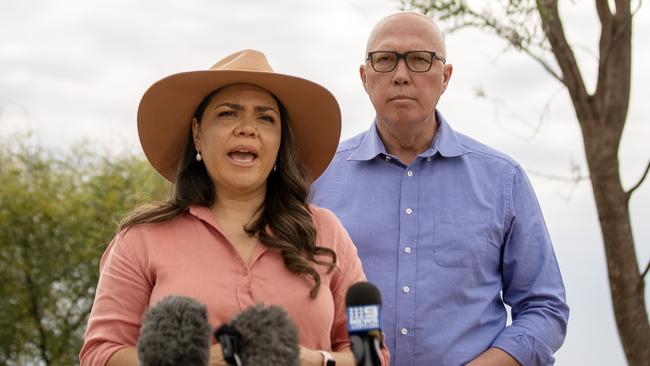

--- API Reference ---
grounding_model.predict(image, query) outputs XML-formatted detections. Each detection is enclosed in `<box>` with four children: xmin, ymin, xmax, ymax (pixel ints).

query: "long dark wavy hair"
<box><xmin>119</xmin><ymin>87</ymin><xmax>336</xmax><ymax>298</ymax></box>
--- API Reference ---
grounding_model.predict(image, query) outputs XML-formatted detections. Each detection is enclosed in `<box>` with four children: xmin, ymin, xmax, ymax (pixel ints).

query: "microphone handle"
<box><xmin>350</xmin><ymin>335</ymin><xmax>382</xmax><ymax>366</ymax></box>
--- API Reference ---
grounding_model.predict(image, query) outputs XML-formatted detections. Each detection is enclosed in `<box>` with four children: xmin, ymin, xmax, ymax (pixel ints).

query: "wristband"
<box><xmin>319</xmin><ymin>350</ymin><xmax>336</xmax><ymax>366</ymax></box>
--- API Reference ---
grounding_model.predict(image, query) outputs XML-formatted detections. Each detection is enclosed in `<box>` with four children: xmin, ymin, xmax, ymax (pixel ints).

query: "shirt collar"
<box><xmin>188</xmin><ymin>205</ymin><xmax>223</xmax><ymax>232</ymax></box>
<box><xmin>348</xmin><ymin>121</ymin><xmax>387</xmax><ymax>161</ymax></box>
<box><xmin>348</xmin><ymin>110</ymin><xmax>468</xmax><ymax>161</ymax></box>
<box><xmin>429</xmin><ymin>111</ymin><xmax>469</xmax><ymax>158</ymax></box>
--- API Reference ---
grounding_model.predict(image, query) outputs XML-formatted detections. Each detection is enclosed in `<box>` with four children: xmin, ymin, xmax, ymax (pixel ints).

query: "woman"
<box><xmin>79</xmin><ymin>50</ymin><xmax>388</xmax><ymax>366</ymax></box>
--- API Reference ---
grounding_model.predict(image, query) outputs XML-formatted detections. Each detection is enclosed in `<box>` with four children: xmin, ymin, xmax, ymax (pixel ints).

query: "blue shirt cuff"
<box><xmin>492</xmin><ymin>333</ymin><xmax>555</xmax><ymax>366</ymax></box>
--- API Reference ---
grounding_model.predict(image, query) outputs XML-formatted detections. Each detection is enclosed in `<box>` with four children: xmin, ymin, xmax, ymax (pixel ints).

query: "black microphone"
<box><xmin>137</xmin><ymin>295</ymin><xmax>212</xmax><ymax>366</ymax></box>
<box><xmin>346</xmin><ymin>282</ymin><xmax>383</xmax><ymax>366</ymax></box>
<box><xmin>215</xmin><ymin>304</ymin><xmax>300</xmax><ymax>366</ymax></box>
<box><xmin>215</xmin><ymin>324</ymin><xmax>243</xmax><ymax>366</ymax></box>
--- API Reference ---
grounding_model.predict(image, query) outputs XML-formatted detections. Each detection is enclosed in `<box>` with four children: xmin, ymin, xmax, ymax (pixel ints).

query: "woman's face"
<box><xmin>192</xmin><ymin>83</ymin><xmax>282</xmax><ymax>198</ymax></box>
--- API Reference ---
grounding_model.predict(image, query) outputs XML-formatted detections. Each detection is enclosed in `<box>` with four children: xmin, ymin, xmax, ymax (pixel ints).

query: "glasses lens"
<box><xmin>406</xmin><ymin>52</ymin><xmax>433</xmax><ymax>72</ymax></box>
<box><xmin>371</xmin><ymin>52</ymin><xmax>397</xmax><ymax>72</ymax></box>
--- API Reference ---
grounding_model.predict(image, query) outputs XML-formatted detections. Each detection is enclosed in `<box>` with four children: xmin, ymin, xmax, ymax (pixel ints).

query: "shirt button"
<box><xmin>406</xmin><ymin>170</ymin><xmax>413</xmax><ymax>177</ymax></box>
<box><xmin>404</xmin><ymin>246</ymin><xmax>412</xmax><ymax>254</ymax></box>
<box><xmin>401</xmin><ymin>328</ymin><xmax>408</xmax><ymax>335</ymax></box>
<box><xmin>403</xmin><ymin>286</ymin><xmax>410</xmax><ymax>293</ymax></box>
<box><xmin>385</xmin><ymin>155</ymin><xmax>392</xmax><ymax>161</ymax></box>
<box><xmin>405</xmin><ymin>208</ymin><xmax>413</xmax><ymax>215</ymax></box>
<box><xmin>427</xmin><ymin>157</ymin><xmax>432</xmax><ymax>162</ymax></box>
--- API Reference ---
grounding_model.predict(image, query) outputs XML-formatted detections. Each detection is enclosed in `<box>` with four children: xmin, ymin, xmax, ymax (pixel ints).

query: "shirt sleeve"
<box><xmin>318</xmin><ymin>207</ymin><xmax>391</xmax><ymax>366</ymax></box>
<box><xmin>79</xmin><ymin>228</ymin><xmax>153</xmax><ymax>366</ymax></box>
<box><xmin>491</xmin><ymin>166</ymin><xmax>570</xmax><ymax>366</ymax></box>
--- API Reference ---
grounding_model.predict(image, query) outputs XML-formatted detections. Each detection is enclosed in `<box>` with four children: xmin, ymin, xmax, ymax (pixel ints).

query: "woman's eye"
<box><xmin>218</xmin><ymin>110</ymin><xmax>236</xmax><ymax>117</ymax></box>
<box><xmin>259</xmin><ymin>115</ymin><xmax>275</xmax><ymax>122</ymax></box>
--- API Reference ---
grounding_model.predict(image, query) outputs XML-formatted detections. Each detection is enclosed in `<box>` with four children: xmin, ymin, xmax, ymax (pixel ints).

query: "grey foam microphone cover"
<box><xmin>137</xmin><ymin>296</ymin><xmax>212</xmax><ymax>366</ymax></box>
<box><xmin>229</xmin><ymin>304</ymin><xmax>300</xmax><ymax>366</ymax></box>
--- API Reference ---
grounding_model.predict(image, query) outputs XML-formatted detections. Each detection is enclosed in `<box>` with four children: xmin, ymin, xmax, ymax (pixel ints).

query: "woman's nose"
<box><xmin>234</xmin><ymin>117</ymin><xmax>257</xmax><ymax>136</ymax></box>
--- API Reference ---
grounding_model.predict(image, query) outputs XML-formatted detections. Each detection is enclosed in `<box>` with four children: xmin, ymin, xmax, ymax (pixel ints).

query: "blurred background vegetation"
<box><xmin>0</xmin><ymin>134</ymin><xmax>169</xmax><ymax>365</ymax></box>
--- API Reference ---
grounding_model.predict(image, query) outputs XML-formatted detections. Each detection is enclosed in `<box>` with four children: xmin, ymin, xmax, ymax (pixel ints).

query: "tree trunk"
<box><xmin>581</xmin><ymin>122</ymin><xmax>650</xmax><ymax>366</ymax></box>
<box><xmin>539</xmin><ymin>0</ymin><xmax>650</xmax><ymax>363</ymax></box>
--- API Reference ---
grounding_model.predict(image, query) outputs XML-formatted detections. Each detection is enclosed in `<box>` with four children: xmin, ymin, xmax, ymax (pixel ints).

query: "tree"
<box><xmin>400</xmin><ymin>0</ymin><xmax>649</xmax><ymax>364</ymax></box>
<box><xmin>0</xmin><ymin>136</ymin><xmax>169</xmax><ymax>365</ymax></box>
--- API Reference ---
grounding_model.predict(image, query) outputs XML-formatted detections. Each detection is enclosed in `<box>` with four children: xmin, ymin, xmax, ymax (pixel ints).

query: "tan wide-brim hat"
<box><xmin>137</xmin><ymin>49</ymin><xmax>341</xmax><ymax>182</ymax></box>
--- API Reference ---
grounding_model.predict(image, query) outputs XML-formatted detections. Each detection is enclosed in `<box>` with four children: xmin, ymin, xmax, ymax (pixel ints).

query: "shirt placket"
<box><xmin>396</xmin><ymin>160</ymin><xmax>419</xmax><ymax>366</ymax></box>
<box><xmin>235</xmin><ymin>245</ymin><xmax>267</xmax><ymax>311</ymax></box>
<box><xmin>236</xmin><ymin>266</ymin><xmax>255</xmax><ymax>310</ymax></box>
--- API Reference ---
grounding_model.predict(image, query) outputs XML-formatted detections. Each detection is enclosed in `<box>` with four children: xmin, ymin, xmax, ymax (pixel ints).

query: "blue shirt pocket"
<box><xmin>433</xmin><ymin>212</ymin><xmax>491</xmax><ymax>268</ymax></box>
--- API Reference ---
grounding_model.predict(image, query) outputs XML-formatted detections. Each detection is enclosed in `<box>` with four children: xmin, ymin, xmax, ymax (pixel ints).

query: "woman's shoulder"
<box><xmin>111</xmin><ymin>208</ymin><xmax>198</xmax><ymax>254</ymax></box>
<box><xmin>309</xmin><ymin>204</ymin><xmax>354</xmax><ymax>251</ymax></box>
<box><xmin>102</xmin><ymin>209</ymin><xmax>197</xmax><ymax>267</ymax></box>
<box><xmin>308</xmin><ymin>204</ymin><xmax>343</xmax><ymax>230</ymax></box>
<box><xmin>119</xmin><ymin>209</ymin><xmax>193</xmax><ymax>237</ymax></box>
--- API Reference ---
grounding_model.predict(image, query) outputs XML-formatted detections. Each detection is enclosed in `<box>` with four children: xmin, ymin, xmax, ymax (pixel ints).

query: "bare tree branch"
<box><xmin>626</xmin><ymin>159</ymin><xmax>650</xmax><ymax>200</ymax></box>
<box><xmin>595</xmin><ymin>0</ymin><xmax>612</xmax><ymax>25</ymax></box>
<box><xmin>633</xmin><ymin>0</ymin><xmax>644</xmax><ymax>17</ymax></box>
<box><xmin>519</xmin><ymin>46</ymin><xmax>563</xmax><ymax>83</ymax></box>
<box><xmin>525</xmin><ymin>168</ymin><xmax>589</xmax><ymax>183</ymax></box>
<box><xmin>537</xmin><ymin>0</ymin><xmax>591</xmax><ymax>115</ymax></box>
<box><xmin>462</xmin><ymin>5</ymin><xmax>564</xmax><ymax>82</ymax></box>
<box><xmin>616</xmin><ymin>0</ymin><xmax>633</xmax><ymax>15</ymax></box>
<box><xmin>433</xmin><ymin>3</ymin><xmax>564</xmax><ymax>83</ymax></box>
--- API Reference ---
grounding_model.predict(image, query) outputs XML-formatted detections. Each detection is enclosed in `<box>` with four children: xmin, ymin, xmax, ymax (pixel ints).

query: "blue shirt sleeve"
<box><xmin>491</xmin><ymin>166</ymin><xmax>570</xmax><ymax>366</ymax></box>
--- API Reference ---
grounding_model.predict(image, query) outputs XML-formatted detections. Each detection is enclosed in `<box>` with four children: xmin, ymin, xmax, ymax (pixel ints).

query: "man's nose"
<box><xmin>392</xmin><ymin>58</ymin><xmax>412</xmax><ymax>85</ymax></box>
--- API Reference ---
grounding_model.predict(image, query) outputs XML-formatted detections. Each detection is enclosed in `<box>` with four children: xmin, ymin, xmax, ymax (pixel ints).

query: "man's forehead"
<box><xmin>366</xmin><ymin>13</ymin><xmax>443</xmax><ymax>52</ymax></box>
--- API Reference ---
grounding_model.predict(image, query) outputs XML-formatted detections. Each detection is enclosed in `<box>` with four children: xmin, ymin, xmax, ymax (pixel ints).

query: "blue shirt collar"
<box><xmin>349</xmin><ymin>110</ymin><xmax>469</xmax><ymax>161</ymax></box>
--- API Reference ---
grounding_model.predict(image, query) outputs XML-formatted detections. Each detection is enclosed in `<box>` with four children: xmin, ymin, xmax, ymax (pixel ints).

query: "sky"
<box><xmin>1</xmin><ymin>0</ymin><xmax>649</xmax><ymax>365</ymax></box>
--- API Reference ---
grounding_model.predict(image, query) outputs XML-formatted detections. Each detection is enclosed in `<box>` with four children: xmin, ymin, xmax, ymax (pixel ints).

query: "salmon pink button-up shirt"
<box><xmin>80</xmin><ymin>205</ymin><xmax>387</xmax><ymax>365</ymax></box>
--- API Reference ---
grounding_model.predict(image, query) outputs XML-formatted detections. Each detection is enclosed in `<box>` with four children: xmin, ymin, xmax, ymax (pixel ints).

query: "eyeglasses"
<box><xmin>366</xmin><ymin>51</ymin><xmax>446</xmax><ymax>73</ymax></box>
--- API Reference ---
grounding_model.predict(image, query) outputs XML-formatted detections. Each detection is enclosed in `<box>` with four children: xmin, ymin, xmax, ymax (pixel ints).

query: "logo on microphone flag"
<box><xmin>347</xmin><ymin>305</ymin><xmax>381</xmax><ymax>333</ymax></box>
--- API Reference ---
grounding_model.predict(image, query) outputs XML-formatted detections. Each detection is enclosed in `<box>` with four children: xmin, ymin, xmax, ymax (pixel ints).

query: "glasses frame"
<box><xmin>366</xmin><ymin>50</ymin><xmax>447</xmax><ymax>73</ymax></box>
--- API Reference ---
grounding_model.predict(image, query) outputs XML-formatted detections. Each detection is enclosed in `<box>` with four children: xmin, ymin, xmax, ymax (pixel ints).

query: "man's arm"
<box><xmin>489</xmin><ymin>166</ymin><xmax>570</xmax><ymax>366</ymax></box>
<box><xmin>466</xmin><ymin>347</ymin><xmax>521</xmax><ymax>366</ymax></box>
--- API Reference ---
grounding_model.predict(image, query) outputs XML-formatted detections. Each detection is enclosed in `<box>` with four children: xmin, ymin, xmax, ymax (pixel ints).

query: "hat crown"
<box><xmin>209</xmin><ymin>49</ymin><xmax>274</xmax><ymax>73</ymax></box>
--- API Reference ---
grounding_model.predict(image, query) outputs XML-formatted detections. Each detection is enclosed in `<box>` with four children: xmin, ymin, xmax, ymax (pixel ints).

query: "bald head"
<box><xmin>365</xmin><ymin>12</ymin><xmax>446</xmax><ymax>58</ymax></box>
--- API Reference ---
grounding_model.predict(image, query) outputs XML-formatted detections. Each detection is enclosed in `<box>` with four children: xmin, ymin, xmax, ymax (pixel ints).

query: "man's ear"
<box><xmin>191</xmin><ymin>118</ymin><xmax>201</xmax><ymax>151</ymax></box>
<box><xmin>441</xmin><ymin>63</ymin><xmax>453</xmax><ymax>94</ymax></box>
<box><xmin>360</xmin><ymin>64</ymin><xmax>368</xmax><ymax>93</ymax></box>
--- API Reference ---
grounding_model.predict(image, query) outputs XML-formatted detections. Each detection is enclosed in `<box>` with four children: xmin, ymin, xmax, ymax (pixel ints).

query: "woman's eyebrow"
<box><xmin>255</xmin><ymin>105</ymin><xmax>279</xmax><ymax>114</ymax></box>
<box><xmin>212</xmin><ymin>102</ymin><xmax>242</xmax><ymax>110</ymax></box>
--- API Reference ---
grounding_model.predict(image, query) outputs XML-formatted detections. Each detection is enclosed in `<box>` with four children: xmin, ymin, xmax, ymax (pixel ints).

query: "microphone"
<box><xmin>215</xmin><ymin>304</ymin><xmax>300</xmax><ymax>366</ymax></box>
<box><xmin>346</xmin><ymin>282</ymin><xmax>383</xmax><ymax>366</ymax></box>
<box><xmin>137</xmin><ymin>295</ymin><xmax>212</xmax><ymax>366</ymax></box>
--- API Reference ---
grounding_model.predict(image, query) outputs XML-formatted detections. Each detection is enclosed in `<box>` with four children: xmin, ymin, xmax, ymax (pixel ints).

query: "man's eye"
<box><xmin>376</xmin><ymin>56</ymin><xmax>393</xmax><ymax>63</ymax></box>
<box><xmin>410</xmin><ymin>54</ymin><xmax>430</xmax><ymax>63</ymax></box>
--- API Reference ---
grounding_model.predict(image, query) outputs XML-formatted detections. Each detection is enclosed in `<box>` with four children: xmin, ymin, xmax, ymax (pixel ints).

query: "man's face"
<box><xmin>360</xmin><ymin>15</ymin><xmax>452</xmax><ymax>131</ymax></box>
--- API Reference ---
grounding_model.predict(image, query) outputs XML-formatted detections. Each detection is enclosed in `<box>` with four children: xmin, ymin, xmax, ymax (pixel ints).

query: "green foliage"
<box><xmin>0</xmin><ymin>136</ymin><xmax>169</xmax><ymax>365</ymax></box>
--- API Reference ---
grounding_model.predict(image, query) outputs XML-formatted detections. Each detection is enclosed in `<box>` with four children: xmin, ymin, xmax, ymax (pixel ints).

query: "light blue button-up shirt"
<box><xmin>311</xmin><ymin>112</ymin><xmax>569</xmax><ymax>366</ymax></box>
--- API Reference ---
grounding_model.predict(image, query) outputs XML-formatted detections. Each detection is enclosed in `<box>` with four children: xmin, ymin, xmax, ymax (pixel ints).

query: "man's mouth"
<box><xmin>389</xmin><ymin>95</ymin><xmax>415</xmax><ymax>101</ymax></box>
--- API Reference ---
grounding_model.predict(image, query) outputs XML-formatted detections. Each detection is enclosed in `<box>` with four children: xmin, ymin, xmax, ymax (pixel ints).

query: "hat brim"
<box><xmin>137</xmin><ymin>69</ymin><xmax>341</xmax><ymax>182</ymax></box>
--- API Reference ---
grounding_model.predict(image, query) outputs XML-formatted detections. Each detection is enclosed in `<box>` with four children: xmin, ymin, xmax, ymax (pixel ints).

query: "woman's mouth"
<box><xmin>227</xmin><ymin>146</ymin><xmax>258</xmax><ymax>166</ymax></box>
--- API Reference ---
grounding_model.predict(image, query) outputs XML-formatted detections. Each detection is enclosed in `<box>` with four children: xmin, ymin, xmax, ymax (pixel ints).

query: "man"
<box><xmin>312</xmin><ymin>12</ymin><xmax>569</xmax><ymax>366</ymax></box>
